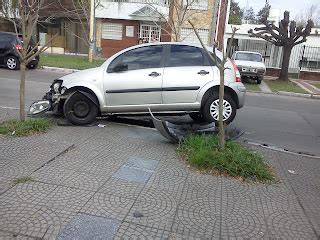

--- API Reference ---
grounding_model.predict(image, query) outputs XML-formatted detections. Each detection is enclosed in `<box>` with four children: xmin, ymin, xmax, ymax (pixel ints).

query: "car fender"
<box><xmin>62</xmin><ymin>82</ymin><xmax>106</xmax><ymax>109</ymax></box>
<box><xmin>196</xmin><ymin>81</ymin><xmax>220</xmax><ymax>104</ymax></box>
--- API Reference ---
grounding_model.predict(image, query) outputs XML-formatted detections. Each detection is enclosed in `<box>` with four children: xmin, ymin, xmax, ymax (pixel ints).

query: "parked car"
<box><xmin>29</xmin><ymin>42</ymin><xmax>246</xmax><ymax>126</ymax></box>
<box><xmin>0</xmin><ymin>31</ymin><xmax>39</xmax><ymax>70</ymax></box>
<box><xmin>231</xmin><ymin>51</ymin><xmax>266</xmax><ymax>84</ymax></box>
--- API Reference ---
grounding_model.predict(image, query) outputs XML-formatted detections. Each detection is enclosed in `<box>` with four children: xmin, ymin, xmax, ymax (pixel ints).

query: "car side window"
<box><xmin>108</xmin><ymin>45</ymin><xmax>163</xmax><ymax>72</ymax></box>
<box><xmin>0</xmin><ymin>35</ymin><xmax>13</xmax><ymax>46</ymax></box>
<box><xmin>167</xmin><ymin>45</ymin><xmax>204</xmax><ymax>67</ymax></box>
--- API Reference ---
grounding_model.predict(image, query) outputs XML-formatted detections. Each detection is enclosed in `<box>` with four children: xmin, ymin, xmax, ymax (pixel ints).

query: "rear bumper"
<box><xmin>229</xmin><ymin>82</ymin><xmax>246</xmax><ymax>109</ymax></box>
<box><xmin>239</xmin><ymin>71</ymin><xmax>264</xmax><ymax>78</ymax></box>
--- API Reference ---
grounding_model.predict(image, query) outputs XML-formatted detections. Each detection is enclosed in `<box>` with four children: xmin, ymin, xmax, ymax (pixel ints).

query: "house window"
<box><xmin>102</xmin><ymin>23</ymin><xmax>123</xmax><ymax>40</ymax></box>
<box><xmin>139</xmin><ymin>24</ymin><xmax>161</xmax><ymax>43</ymax></box>
<box><xmin>181</xmin><ymin>28</ymin><xmax>209</xmax><ymax>45</ymax></box>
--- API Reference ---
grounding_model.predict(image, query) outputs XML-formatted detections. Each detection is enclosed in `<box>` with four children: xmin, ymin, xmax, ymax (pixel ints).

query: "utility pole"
<box><xmin>88</xmin><ymin>0</ymin><xmax>94</xmax><ymax>62</ymax></box>
<box><xmin>209</xmin><ymin>0</ymin><xmax>220</xmax><ymax>47</ymax></box>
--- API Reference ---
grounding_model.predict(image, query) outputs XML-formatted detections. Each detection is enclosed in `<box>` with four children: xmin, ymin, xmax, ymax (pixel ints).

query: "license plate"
<box><xmin>242</xmin><ymin>68</ymin><xmax>256</xmax><ymax>73</ymax></box>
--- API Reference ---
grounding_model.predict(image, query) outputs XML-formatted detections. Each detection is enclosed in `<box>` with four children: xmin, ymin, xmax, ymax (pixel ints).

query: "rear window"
<box><xmin>0</xmin><ymin>34</ymin><xmax>14</xmax><ymax>42</ymax></box>
<box><xmin>168</xmin><ymin>45</ymin><xmax>204</xmax><ymax>67</ymax></box>
<box><xmin>235</xmin><ymin>52</ymin><xmax>262</xmax><ymax>62</ymax></box>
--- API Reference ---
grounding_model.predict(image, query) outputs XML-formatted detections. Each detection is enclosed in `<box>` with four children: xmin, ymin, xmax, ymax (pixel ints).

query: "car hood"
<box><xmin>234</xmin><ymin>60</ymin><xmax>266</xmax><ymax>69</ymax></box>
<box><xmin>60</xmin><ymin>67</ymin><xmax>102</xmax><ymax>85</ymax></box>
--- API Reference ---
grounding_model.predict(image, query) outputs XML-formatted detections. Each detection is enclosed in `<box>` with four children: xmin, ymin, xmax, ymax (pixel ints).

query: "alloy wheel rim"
<box><xmin>7</xmin><ymin>58</ymin><xmax>17</xmax><ymax>69</ymax></box>
<box><xmin>210</xmin><ymin>99</ymin><xmax>232</xmax><ymax>121</ymax></box>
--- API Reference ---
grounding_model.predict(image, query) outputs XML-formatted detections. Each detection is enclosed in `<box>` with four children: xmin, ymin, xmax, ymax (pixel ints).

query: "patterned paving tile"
<box><xmin>56</xmin><ymin>214</ymin><xmax>120</xmax><ymax>240</ymax></box>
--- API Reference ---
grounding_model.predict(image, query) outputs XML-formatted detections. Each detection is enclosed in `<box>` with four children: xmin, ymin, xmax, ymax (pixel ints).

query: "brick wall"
<box><xmin>266</xmin><ymin>68</ymin><xmax>281</xmax><ymax>77</ymax></box>
<box><xmin>0</xmin><ymin>19</ymin><xmax>14</xmax><ymax>32</ymax></box>
<box><xmin>100</xmin><ymin>19</ymin><xmax>139</xmax><ymax>58</ymax></box>
<box><xmin>299</xmin><ymin>71</ymin><xmax>320</xmax><ymax>81</ymax></box>
<box><xmin>99</xmin><ymin>19</ymin><xmax>172</xmax><ymax>58</ymax></box>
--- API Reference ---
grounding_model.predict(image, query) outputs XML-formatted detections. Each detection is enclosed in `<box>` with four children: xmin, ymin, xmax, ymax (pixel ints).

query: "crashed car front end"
<box><xmin>28</xmin><ymin>79</ymin><xmax>67</xmax><ymax>115</ymax></box>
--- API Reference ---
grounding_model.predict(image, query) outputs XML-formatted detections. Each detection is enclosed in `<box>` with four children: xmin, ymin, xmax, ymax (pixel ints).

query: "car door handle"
<box><xmin>149</xmin><ymin>72</ymin><xmax>161</xmax><ymax>77</ymax></box>
<box><xmin>197</xmin><ymin>70</ymin><xmax>210</xmax><ymax>75</ymax></box>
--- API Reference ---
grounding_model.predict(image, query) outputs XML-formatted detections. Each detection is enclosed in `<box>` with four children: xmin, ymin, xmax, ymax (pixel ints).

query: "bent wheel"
<box><xmin>63</xmin><ymin>92</ymin><xmax>99</xmax><ymax>125</ymax></box>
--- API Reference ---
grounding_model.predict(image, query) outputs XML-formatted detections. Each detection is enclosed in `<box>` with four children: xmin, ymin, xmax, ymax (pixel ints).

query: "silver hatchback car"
<box><xmin>29</xmin><ymin>42</ymin><xmax>246</xmax><ymax>125</ymax></box>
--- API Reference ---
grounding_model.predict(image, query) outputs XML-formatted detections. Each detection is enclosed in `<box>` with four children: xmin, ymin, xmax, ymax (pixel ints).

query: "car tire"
<box><xmin>5</xmin><ymin>56</ymin><xmax>19</xmax><ymax>70</ymax></box>
<box><xmin>63</xmin><ymin>92</ymin><xmax>99</xmax><ymax>126</ymax></box>
<box><xmin>257</xmin><ymin>77</ymin><xmax>263</xmax><ymax>84</ymax></box>
<box><xmin>189</xmin><ymin>112</ymin><xmax>206</xmax><ymax>123</ymax></box>
<box><xmin>203</xmin><ymin>93</ymin><xmax>237</xmax><ymax>125</ymax></box>
<box><xmin>27</xmin><ymin>63</ymin><xmax>38</xmax><ymax>69</ymax></box>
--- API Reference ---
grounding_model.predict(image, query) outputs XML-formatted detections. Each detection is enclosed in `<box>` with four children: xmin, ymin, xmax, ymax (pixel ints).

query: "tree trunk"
<box><xmin>218</xmin><ymin>68</ymin><xmax>225</xmax><ymax>150</ymax></box>
<box><xmin>279</xmin><ymin>44</ymin><xmax>293</xmax><ymax>81</ymax></box>
<box><xmin>88</xmin><ymin>47</ymin><xmax>93</xmax><ymax>63</ymax></box>
<box><xmin>20</xmin><ymin>62</ymin><xmax>26</xmax><ymax>121</ymax></box>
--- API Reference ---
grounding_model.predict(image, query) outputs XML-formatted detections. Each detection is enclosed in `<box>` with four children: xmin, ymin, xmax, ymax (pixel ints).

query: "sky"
<box><xmin>236</xmin><ymin>0</ymin><xmax>319</xmax><ymax>18</ymax></box>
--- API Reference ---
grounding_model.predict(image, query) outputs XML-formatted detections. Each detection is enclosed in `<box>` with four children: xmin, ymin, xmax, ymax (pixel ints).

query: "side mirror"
<box><xmin>113</xmin><ymin>63</ymin><xmax>128</xmax><ymax>72</ymax></box>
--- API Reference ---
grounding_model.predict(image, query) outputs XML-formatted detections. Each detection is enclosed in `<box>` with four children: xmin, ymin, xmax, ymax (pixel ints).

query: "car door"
<box><xmin>104</xmin><ymin>45</ymin><xmax>164</xmax><ymax>109</ymax></box>
<box><xmin>162</xmin><ymin>44</ymin><xmax>215</xmax><ymax>104</ymax></box>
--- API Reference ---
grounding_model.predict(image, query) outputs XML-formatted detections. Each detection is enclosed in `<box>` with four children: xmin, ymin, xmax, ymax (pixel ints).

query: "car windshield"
<box><xmin>235</xmin><ymin>52</ymin><xmax>262</xmax><ymax>62</ymax></box>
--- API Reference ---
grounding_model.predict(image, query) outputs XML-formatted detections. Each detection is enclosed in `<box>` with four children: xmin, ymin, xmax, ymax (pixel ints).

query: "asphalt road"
<box><xmin>1</xmin><ymin>68</ymin><xmax>319</xmax><ymax>156</ymax></box>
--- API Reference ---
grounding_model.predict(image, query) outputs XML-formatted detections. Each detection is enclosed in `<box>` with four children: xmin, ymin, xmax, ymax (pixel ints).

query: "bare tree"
<box><xmin>0</xmin><ymin>0</ymin><xmax>58</xmax><ymax>121</ymax></box>
<box><xmin>189</xmin><ymin>20</ymin><xmax>238</xmax><ymax>150</ymax></box>
<box><xmin>295</xmin><ymin>4</ymin><xmax>320</xmax><ymax>27</ymax></box>
<box><xmin>149</xmin><ymin>0</ymin><xmax>209</xmax><ymax>42</ymax></box>
<box><xmin>249</xmin><ymin>11</ymin><xmax>314</xmax><ymax>81</ymax></box>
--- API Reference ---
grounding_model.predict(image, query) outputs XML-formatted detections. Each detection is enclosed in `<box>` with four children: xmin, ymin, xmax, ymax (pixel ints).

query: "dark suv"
<box><xmin>0</xmin><ymin>31</ymin><xmax>39</xmax><ymax>70</ymax></box>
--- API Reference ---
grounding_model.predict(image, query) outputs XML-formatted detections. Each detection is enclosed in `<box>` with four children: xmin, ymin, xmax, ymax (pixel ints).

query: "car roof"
<box><xmin>0</xmin><ymin>31</ymin><xmax>16</xmax><ymax>36</ymax></box>
<box><xmin>120</xmin><ymin>41</ymin><xmax>217</xmax><ymax>54</ymax></box>
<box><xmin>234</xmin><ymin>51</ymin><xmax>262</xmax><ymax>55</ymax></box>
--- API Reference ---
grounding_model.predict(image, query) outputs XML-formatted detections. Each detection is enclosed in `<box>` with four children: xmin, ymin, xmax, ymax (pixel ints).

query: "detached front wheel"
<box><xmin>63</xmin><ymin>92</ymin><xmax>99</xmax><ymax>125</ymax></box>
<box><xmin>203</xmin><ymin>93</ymin><xmax>236</xmax><ymax>125</ymax></box>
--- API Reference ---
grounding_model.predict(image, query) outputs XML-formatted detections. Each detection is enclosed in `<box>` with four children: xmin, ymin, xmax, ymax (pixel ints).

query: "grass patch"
<box><xmin>177</xmin><ymin>135</ymin><xmax>276</xmax><ymax>182</ymax></box>
<box><xmin>0</xmin><ymin>118</ymin><xmax>52</xmax><ymax>137</ymax></box>
<box><xmin>39</xmin><ymin>54</ymin><xmax>105</xmax><ymax>70</ymax></box>
<box><xmin>264</xmin><ymin>79</ymin><xmax>308</xmax><ymax>94</ymax></box>
<box><xmin>310</xmin><ymin>82</ymin><xmax>320</xmax><ymax>89</ymax></box>
<box><xmin>243</xmin><ymin>82</ymin><xmax>261</xmax><ymax>92</ymax></box>
<box><xmin>13</xmin><ymin>176</ymin><xmax>33</xmax><ymax>185</ymax></box>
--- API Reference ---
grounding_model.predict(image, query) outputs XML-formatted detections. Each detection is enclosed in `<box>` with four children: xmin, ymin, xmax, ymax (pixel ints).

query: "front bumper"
<box><xmin>28</xmin><ymin>79</ymin><xmax>66</xmax><ymax>115</ymax></box>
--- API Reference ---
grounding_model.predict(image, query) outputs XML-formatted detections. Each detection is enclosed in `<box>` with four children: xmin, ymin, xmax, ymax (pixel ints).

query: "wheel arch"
<box><xmin>63</xmin><ymin>84</ymin><xmax>105</xmax><ymax>110</ymax></box>
<box><xmin>200</xmin><ymin>85</ymin><xmax>239</xmax><ymax>109</ymax></box>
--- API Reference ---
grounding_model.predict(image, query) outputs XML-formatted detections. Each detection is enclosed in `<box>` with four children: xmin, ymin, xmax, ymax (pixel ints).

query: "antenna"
<box><xmin>244</xmin><ymin>0</ymin><xmax>249</xmax><ymax>20</ymax></box>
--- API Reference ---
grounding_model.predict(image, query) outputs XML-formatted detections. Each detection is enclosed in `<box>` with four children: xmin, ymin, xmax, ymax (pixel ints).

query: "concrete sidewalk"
<box><xmin>0</xmin><ymin>119</ymin><xmax>319</xmax><ymax>239</ymax></box>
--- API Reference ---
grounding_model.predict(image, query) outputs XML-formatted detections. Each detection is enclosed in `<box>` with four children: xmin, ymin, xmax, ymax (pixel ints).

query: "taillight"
<box><xmin>231</xmin><ymin>60</ymin><xmax>241</xmax><ymax>82</ymax></box>
<box><xmin>15</xmin><ymin>44</ymin><xmax>22</xmax><ymax>50</ymax></box>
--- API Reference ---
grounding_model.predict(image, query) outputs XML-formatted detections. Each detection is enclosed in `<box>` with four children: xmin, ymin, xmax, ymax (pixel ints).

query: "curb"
<box><xmin>246</xmin><ymin>90</ymin><xmax>320</xmax><ymax>99</ymax></box>
<box><xmin>41</xmin><ymin>66</ymin><xmax>80</xmax><ymax>73</ymax></box>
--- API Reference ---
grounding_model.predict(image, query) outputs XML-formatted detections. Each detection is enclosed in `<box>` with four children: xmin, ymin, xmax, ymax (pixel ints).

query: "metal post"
<box><xmin>88</xmin><ymin>0</ymin><xmax>94</xmax><ymax>62</ymax></box>
<box><xmin>209</xmin><ymin>0</ymin><xmax>220</xmax><ymax>47</ymax></box>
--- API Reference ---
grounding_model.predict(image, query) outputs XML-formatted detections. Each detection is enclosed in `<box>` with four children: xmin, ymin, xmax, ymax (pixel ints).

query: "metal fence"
<box><xmin>228</xmin><ymin>38</ymin><xmax>320</xmax><ymax>73</ymax></box>
<box><xmin>300</xmin><ymin>46</ymin><xmax>320</xmax><ymax>72</ymax></box>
